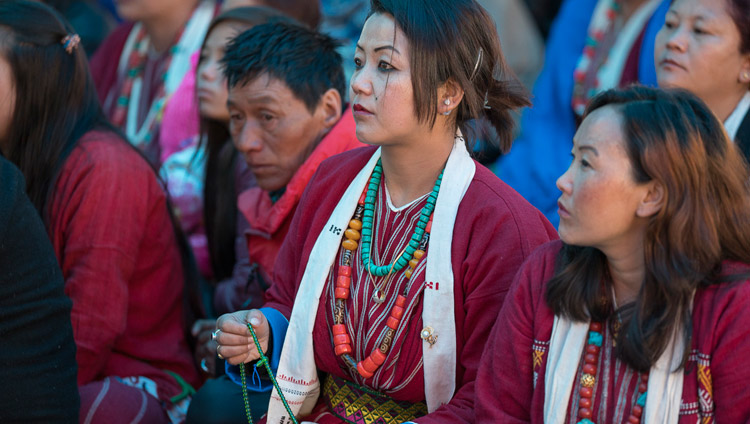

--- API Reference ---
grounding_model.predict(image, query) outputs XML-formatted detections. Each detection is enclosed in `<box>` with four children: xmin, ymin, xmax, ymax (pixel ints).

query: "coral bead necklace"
<box><xmin>332</xmin><ymin>159</ymin><xmax>441</xmax><ymax>378</ymax></box>
<box><xmin>576</xmin><ymin>321</ymin><xmax>648</xmax><ymax>424</ymax></box>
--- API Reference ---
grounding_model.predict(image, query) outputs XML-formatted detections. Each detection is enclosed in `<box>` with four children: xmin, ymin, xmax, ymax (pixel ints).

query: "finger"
<box><xmin>197</xmin><ymin>330</ymin><xmax>212</xmax><ymax>345</ymax></box>
<box><xmin>216</xmin><ymin>311</ymin><xmax>254</xmax><ymax>336</ymax></box>
<box><xmin>217</xmin><ymin>310</ymin><xmax>267</xmax><ymax>338</ymax></box>
<box><xmin>217</xmin><ymin>343</ymin><xmax>260</xmax><ymax>361</ymax></box>
<box><xmin>215</xmin><ymin>332</ymin><xmax>253</xmax><ymax>347</ymax></box>
<box><xmin>191</xmin><ymin>319</ymin><xmax>216</xmax><ymax>336</ymax></box>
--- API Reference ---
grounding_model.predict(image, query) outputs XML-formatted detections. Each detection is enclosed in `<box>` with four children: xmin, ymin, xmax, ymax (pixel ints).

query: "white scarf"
<box><xmin>724</xmin><ymin>91</ymin><xmax>750</xmax><ymax>141</ymax></box>
<box><xmin>266</xmin><ymin>137</ymin><xmax>476</xmax><ymax>423</ymax></box>
<box><xmin>117</xmin><ymin>0</ymin><xmax>214</xmax><ymax>147</ymax></box>
<box><xmin>544</xmin><ymin>314</ymin><xmax>688</xmax><ymax>424</ymax></box>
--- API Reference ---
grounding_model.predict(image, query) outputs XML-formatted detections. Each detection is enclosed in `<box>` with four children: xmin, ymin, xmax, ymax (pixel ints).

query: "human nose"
<box><xmin>199</xmin><ymin>59</ymin><xmax>218</xmax><ymax>82</ymax></box>
<box><xmin>664</xmin><ymin>25</ymin><xmax>688</xmax><ymax>53</ymax></box>
<box><xmin>556</xmin><ymin>164</ymin><xmax>573</xmax><ymax>195</ymax></box>
<box><xmin>350</xmin><ymin>66</ymin><xmax>373</xmax><ymax>98</ymax></box>
<box><xmin>232</xmin><ymin>120</ymin><xmax>263</xmax><ymax>154</ymax></box>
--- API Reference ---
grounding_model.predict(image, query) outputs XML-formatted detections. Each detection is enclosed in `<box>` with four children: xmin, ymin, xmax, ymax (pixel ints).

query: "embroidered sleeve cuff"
<box><xmin>225</xmin><ymin>307</ymin><xmax>289</xmax><ymax>392</ymax></box>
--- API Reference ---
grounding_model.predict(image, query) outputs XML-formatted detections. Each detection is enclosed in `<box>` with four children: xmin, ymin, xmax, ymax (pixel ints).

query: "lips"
<box><xmin>557</xmin><ymin>200</ymin><xmax>571</xmax><ymax>219</ymax></box>
<box><xmin>659</xmin><ymin>57</ymin><xmax>686</xmax><ymax>70</ymax></box>
<box><xmin>352</xmin><ymin>104</ymin><xmax>373</xmax><ymax>115</ymax></box>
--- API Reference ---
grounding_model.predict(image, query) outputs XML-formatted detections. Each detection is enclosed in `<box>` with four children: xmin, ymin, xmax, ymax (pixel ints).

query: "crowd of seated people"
<box><xmin>2</xmin><ymin>0</ymin><xmax>749</xmax><ymax>422</ymax></box>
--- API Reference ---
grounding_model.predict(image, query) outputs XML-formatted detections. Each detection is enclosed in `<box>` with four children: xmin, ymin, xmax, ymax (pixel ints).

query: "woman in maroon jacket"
<box><xmin>0</xmin><ymin>2</ymin><xmax>200</xmax><ymax>422</ymax></box>
<box><xmin>475</xmin><ymin>86</ymin><xmax>750</xmax><ymax>423</ymax></box>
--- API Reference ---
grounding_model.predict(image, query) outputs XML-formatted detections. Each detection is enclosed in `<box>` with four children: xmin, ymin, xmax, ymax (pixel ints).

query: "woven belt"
<box><xmin>322</xmin><ymin>374</ymin><xmax>428</xmax><ymax>423</ymax></box>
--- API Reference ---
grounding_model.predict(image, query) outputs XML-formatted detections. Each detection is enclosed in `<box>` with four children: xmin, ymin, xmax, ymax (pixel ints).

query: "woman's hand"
<box><xmin>214</xmin><ymin>310</ymin><xmax>270</xmax><ymax>366</ymax></box>
<box><xmin>191</xmin><ymin>319</ymin><xmax>218</xmax><ymax>376</ymax></box>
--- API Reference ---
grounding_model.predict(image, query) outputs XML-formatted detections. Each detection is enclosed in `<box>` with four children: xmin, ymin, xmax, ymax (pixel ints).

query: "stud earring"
<box><xmin>444</xmin><ymin>99</ymin><xmax>450</xmax><ymax>105</ymax></box>
<box><xmin>743</xmin><ymin>72</ymin><xmax>750</xmax><ymax>82</ymax></box>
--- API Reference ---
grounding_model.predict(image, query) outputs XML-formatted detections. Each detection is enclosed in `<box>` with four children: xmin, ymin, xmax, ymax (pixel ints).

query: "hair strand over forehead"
<box><xmin>368</xmin><ymin>0</ymin><xmax>530</xmax><ymax>153</ymax></box>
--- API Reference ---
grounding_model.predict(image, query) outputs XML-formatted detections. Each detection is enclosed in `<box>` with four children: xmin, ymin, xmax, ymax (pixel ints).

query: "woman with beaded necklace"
<box><xmin>475</xmin><ymin>86</ymin><xmax>750</xmax><ymax>423</ymax></box>
<box><xmin>212</xmin><ymin>0</ymin><xmax>556</xmax><ymax>422</ymax></box>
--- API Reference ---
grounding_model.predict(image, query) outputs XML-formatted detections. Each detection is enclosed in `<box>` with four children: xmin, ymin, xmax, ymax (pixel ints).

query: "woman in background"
<box><xmin>655</xmin><ymin>0</ymin><xmax>750</xmax><ymax>161</ymax></box>
<box><xmin>0</xmin><ymin>2</ymin><xmax>199</xmax><ymax>422</ymax></box>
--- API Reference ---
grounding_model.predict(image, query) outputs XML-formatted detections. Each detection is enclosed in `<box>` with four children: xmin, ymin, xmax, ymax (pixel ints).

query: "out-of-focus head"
<box><xmin>222</xmin><ymin>21</ymin><xmax>344</xmax><ymax>192</ymax></box>
<box><xmin>655</xmin><ymin>0</ymin><xmax>750</xmax><ymax>113</ymax></box>
<box><xmin>558</xmin><ymin>86</ymin><xmax>750</xmax><ymax>270</ymax></box>
<box><xmin>196</xmin><ymin>7</ymin><xmax>290</xmax><ymax>122</ymax></box>
<box><xmin>0</xmin><ymin>0</ymin><xmax>104</xmax><ymax>210</ymax></box>
<box><xmin>349</xmin><ymin>0</ymin><xmax>528</xmax><ymax>150</ymax></box>
<box><xmin>219</xmin><ymin>0</ymin><xmax>321</xmax><ymax>29</ymax></box>
<box><xmin>115</xmin><ymin>0</ymin><xmax>197</xmax><ymax>23</ymax></box>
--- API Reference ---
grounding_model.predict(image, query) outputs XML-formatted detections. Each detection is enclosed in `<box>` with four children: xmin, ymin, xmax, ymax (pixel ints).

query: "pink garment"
<box><xmin>159</xmin><ymin>51</ymin><xmax>201</xmax><ymax>163</ymax></box>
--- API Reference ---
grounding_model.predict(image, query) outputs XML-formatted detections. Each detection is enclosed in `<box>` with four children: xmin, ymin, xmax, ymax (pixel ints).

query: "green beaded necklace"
<box><xmin>361</xmin><ymin>159</ymin><xmax>443</xmax><ymax>277</ymax></box>
<box><xmin>239</xmin><ymin>324</ymin><xmax>298</xmax><ymax>424</ymax></box>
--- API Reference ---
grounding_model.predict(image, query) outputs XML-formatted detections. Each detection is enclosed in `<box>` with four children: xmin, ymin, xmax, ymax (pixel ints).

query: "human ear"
<box><xmin>437</xmin><ymin>78</ymin><xmax>465</xmax><ymax>115</ymax></box>
<box><xmin>316</xmin><ymin>88</ymin><xmax>343</xmax><ymax>130</ymax></box>
<box><xmin>739</xmin><ymin>53</ymin><xmax>750</xmax><ymax>84</ymax></box>
<box><xmin>636</xmin><ymin>181</ymin><xmax>664</xmax><ymax>218</ymax></box>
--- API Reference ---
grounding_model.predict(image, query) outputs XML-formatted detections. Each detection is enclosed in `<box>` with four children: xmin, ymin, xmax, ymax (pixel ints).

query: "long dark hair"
<box><xmin>546</xmin><ymin>86</ymin><xmax>750</xmax><ymax>371</ymax></box>
<box><xmin>368</xmin><ymin>0</ymin><xmax>530</xmax><ymax>153</ymax></box>
<box><xmin>0</xmin><ymin>0</ymin><xmax>204</xmax><ymax>337</ymax></box>
<box><xmin>198</xmin><ymin>7</ymin><xmax>295</xmax><ymax>281</ymax></box>
<box><xmin>0</xmin><ymin>0</ymin><xmax>107</xmax><ymax>215</ymax></box>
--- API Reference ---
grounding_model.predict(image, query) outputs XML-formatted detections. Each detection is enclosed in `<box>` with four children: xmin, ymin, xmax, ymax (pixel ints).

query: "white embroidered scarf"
<box><xmin>544</xmin><ymin>313</ymin><xmax>688</xmax><ymax>424</ymax></box>
<box><xmin>266</xmin><ymin>137</ymin><xmax>476</xmax><ymax>422</ymax></box>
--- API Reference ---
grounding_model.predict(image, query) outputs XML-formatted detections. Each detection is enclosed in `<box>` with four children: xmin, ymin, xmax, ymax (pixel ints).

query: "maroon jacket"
<box><xmin>48</xmin><ymin>131</ymin><xmax>199</xmax><ymax>401</ymax></box>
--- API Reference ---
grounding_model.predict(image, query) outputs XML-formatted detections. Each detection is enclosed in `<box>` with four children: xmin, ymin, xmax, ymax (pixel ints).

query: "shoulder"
<box><xmin>91</xmin><ymin>22</ymin><xmax>133</xmax><ymax>61</ymax></box>
<box><xmin>61</xmin><ymin>130</ymin><xmax>156</xmax><ymax>189</ymax></box>
<box><xmin>694</xmin><ymin>261</ymin><xmax>750</xmax><ymax>319</ymax></box>
<box><xmin>459</xmin><ymin>163</ymin><xmax>557</xmax><ymax>249</ymax></box>
<box><xmin>305</xmin><ymin>146</ymin><xmax>377</xmax><ymax>195</ymax></box>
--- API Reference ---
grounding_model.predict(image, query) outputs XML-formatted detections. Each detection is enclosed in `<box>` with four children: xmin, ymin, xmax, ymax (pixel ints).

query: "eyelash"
<box><xmin>352</xmin><ymin>57</ymin><xmax>395</xmax><ymax>72</ymax></box>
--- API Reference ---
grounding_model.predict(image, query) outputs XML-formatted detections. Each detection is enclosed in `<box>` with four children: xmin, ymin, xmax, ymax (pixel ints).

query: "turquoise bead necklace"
<box><xmin>360</xmin><ymin>159</ymin><xmax>443</xmax><ymax>277</ymax></box>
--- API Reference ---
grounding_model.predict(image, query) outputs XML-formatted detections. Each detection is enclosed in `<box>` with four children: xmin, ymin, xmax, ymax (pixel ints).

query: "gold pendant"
<box><xmin>372</xmin><ymin>288</ymin><xmax>386</xmax><ymax>304</ymax></box>
<box><xmin>421</xmin><ymin>326</ymin><xmax>438</xmax><ymax>348</ymax></box>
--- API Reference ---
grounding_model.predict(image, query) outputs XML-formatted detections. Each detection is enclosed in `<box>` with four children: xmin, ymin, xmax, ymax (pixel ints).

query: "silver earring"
<box><xmin>444</xmin><ymin>99</ymin><xmax>450</xmax><ymax>105</ymax></box>
<box><xmin>443</xmin><ymin>110</ymin><xmax>451</xmax><ymax>116</ymax></box>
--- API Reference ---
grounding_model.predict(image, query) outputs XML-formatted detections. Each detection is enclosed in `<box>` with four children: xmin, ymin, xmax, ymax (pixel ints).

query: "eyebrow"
<box><xmin>355</xmin><ymin>43</ymin><xmax>401</xmax><ymax>55</ymax></box>
<box><xmin>578</xmin><ymin>145</ymin><xmax>599</xmax><ymax>156</ymax></box>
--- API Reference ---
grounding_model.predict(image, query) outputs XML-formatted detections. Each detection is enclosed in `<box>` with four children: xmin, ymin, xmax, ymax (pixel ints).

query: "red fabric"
<box><xmin>89</xmin><ymin>23</ymin><xmax>133</xmax><ymax>107</ymax></box>
<box><xmin>264</xmin><ymin>146</ymin><xmax>557</xmax><ymax>423</ymax></box>
<box><xmin>48</xmin><ymin>131</ymin><xmax>200</xmax><ymax>401</ymax></box>
<box><xmin>79</xmin><ymin>377</ymin><xmax>170</xmax><ymax>424</ymax></box>
<box><xmin>237</xmin><ymin>109</ymin><xmax>363</xmax><ymax>290</ymax></box>
<box><xmin>474</xmin><ymin>240</ymin><xmax>750</xmax><ymax>423</ymax></box>
<box><xmin>619</xmin><ymin>24</ymin><xmax>648</xmax><ymax>87</ymax></box>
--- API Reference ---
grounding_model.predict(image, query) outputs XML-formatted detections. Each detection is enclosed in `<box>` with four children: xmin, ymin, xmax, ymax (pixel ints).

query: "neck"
<box><xmin>380</xmin><ymin>126</ymin><xmax>455</xmax><ymax>208</ymax></box>
<box><xmin>142</xmin><ymin>1</ymin><xmax>198</xmax><ymax>53</ymax></box>
<box><xmin>705</xmin><ymin>89</ymin><xmax>748</xmax><ymax>123</ymax></box>
<box><xmin>601</xmin><ymin>231</ymin><xmax>647</xmax><ymax>307</ymax></box>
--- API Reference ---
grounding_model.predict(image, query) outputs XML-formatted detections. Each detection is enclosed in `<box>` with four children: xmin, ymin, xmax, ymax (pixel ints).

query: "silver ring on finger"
<box><xmin>200</xmin><ymin>358</ymin><xmax>209</xmax><ymax>373</ymax></box>
<box><xmin>211</xmin><ymin>329</ymin><xmax>221</xmax><ymax>341</ymax></box>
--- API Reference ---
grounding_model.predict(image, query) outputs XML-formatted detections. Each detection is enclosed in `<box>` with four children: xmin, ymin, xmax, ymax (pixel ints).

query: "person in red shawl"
<box><xmin>213</xmin><ymin>0</ymin><xmax>556</xmax><ymax>422</ymax></box>
<box><xmin>475</xmin><ymin>86</ymin><xmax>750</xmax><ymax>423</ymax></box>
<box><xmin>0</xmin><ymin>2</ymin><xmax>200</xmax><ymax>423</ymax></box>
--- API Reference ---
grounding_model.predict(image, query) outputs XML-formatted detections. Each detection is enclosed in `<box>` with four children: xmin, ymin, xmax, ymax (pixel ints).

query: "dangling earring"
<box><xmin>443</xmin><ymin>99</ymin><xmax>451</xmax><ymax>115</ymax></box>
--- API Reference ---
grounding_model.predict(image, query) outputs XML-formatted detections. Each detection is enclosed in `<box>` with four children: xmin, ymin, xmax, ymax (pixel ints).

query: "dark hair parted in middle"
<box><xmin>222</xmin><ymin>20</ymin><xmax>345</xmax><ymax>114</ymax></box>
<box><xmin>546</xmin><ymin>85</ymin><xmax>750</xmax><ymax>372</ymax></box>
<box><xmin>368</xmin><ymin>0</ymin><xmax>530</xmax><ymax>153</ymax></box>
